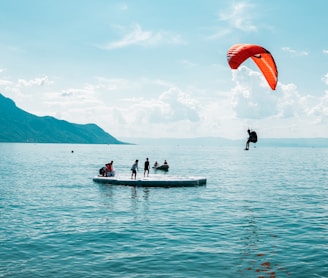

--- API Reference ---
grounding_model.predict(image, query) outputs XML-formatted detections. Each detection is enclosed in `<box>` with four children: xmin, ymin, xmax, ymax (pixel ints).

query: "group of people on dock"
<box><xmin>99</xmin><ymin>158</ymin><xmax>168</xmax><ymax>179</ymax></box>
<box><xmin>99</xmin><ymin>161</ymin><xmax>115</xmax><ymax>177</ymax></box>
<box><xmin>131</xmin><ymin>158</ymin><xmax>168</xmax><ymax>179</ymax></box>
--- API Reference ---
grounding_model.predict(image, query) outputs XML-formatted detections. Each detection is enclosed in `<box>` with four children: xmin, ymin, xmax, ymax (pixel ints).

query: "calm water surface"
<box><xmin>0</xmin><ymin>143</ymin><xmax>327</xmax><ymax>277</ymax></box>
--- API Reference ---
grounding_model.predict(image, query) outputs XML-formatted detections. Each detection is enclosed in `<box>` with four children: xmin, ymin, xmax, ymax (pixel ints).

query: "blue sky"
<box><xmin>1</xmin><ymin>0</ymin><xmax>328</xmax><ymax>139</ymax></box>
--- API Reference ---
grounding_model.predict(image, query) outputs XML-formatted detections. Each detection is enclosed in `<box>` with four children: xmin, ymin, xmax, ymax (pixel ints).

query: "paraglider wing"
<box><xmin>251</xmin><ymin>52</ymin><xmax>278</xmax><ymax>90</ymax></box>
<box><xmin>227</xmin><ymin>44</ymin><xmax>278</xmax><ymax>90</ymax></box>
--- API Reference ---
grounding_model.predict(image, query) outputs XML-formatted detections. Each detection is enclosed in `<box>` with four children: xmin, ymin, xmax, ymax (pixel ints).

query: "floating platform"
<box><xmin>93</xmin><ymin>174</ymin><xmax>206</xmax><ymax>187</ymax></box>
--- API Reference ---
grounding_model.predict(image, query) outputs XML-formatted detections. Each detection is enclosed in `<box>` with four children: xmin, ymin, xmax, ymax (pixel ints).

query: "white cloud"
<box><xmin>206</xmin><ymin>28</ymin><xmax>231</xmax><ymax>40</ymax></box>
<box><xmin>231</xmin><ymin>66</ymin><xmax>278</xmax><ymax>119</ymax></box>
<box><xmin>230</xmin><ymin>66</ymin><xmax>323</xmax><ymax>121</ymax></box>
<box><xmin>218</xmin><ymin>2</ymin><xmax>257</xmax><ymax>32</ymax></box>
<box><xmin>3</xmin><ymin>67</ymin><xmax>328</xmax><ymax>139</ymax></box>
<box><xmin>276</xmin><ymin>84</ymin><xmax>305</xmax><ymax>118</ymax></box>
<box><xmin>307</xmin><ymin>91</ymin><xmax>328</xmax><ymax>120</ymax></box>
<box><xmin>0</xmin><ymin>79</ymin><xmax>12</xmax><ymax>86</ymax></box>
<box><xmin>158</xmin><ymin>87</ymin><xmax>200</xmax><ymax>122</ymax></box>
<box><xmin>18</xmin><ymin>76</ymin><xmax>52</xmax><ymax>87</ymax></box>
<box><xmin>101</xmin><ymin>24</ymin><xmax>186</xmax><ymax>50</ymax></box>
<box><xmin>321</xmin><ymin>73</ymin><xmax>328</xmax><ymax>85</ymax></box>
<box><xmin>89</xmin><ymin>77</ymin><xmax>136</xmax><ymax>92</ymax></box>
<box><xmin>207</xmin><ymin>2</ymin><xmax>258</xmax><ymax>40</ymax></box>
<box><xmin>108</xmin><ymin>87</ymin><xmax>201</xmax><ymax>126</ymax></box>
<box><xmin>228</xmin><ymin>65</ymin><xmax>328</xmax><ymax>137</ymax></box>
<box><xmin>0</xmin><ymin>68</ymin><xmax>12</xmax><ymax>86</ymax></box>
<box><xmin>12</xmin><ymin>77</ymin><xmax>203</xmax><ymax>137</ymax></box>
<box><xmin>66</xmin><ymin>85</ymin><xmax>203</xmax><ymax>138</ymax></box>
<box><xmin>282</xmin><ymin>47</ymin><xmax>309</xmax><ymax>56</ymax></box>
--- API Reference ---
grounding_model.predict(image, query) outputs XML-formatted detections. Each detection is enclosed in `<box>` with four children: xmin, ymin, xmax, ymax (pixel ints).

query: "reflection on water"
<box><xmin>142</xmin><ymin>188</ymin><xmax>150</xmax><ymax>200</ymax></box>
<box><xmin>130</xmin><ymin>186</ymin><xmax>138</xmax><ymax>199</ymax></box>
<box><xmin>239</xmin><ymin>205</ymin><xmax>291</xmax><ymax>277</ymax></box>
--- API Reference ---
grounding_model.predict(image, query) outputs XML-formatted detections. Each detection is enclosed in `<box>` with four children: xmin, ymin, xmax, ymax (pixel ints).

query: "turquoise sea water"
<box><xmin>0</xmin><ymin>143</ymin><xmax>327</xmax><ymax>278</ymax></box>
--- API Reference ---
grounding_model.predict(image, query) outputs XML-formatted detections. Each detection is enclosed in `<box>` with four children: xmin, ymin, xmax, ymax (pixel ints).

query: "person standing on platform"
<box><xmin>144</xmin><ymin>158</ymin><xmax>150</xmax><ymax>177</ymax></box>
<box><xmin>131</xmin><ymin>159</ymin><xmax>139</xmax><ymax>179</ymax></box>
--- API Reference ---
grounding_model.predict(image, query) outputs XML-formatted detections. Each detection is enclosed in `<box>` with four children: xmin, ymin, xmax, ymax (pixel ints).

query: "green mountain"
<box><xmin>0</xmin><ymin>93</ymin><xmax>125</xmax><ymax>144</ymax></box>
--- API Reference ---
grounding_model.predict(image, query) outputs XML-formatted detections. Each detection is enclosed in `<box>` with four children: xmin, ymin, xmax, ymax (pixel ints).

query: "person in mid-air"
<box><xmin>245</xmin><ymin>129</ymin><xmax>257</xmax><ymax>150</ymax></box>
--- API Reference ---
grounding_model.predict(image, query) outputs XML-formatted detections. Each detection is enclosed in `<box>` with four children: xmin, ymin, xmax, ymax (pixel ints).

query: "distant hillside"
<box><xmin>0</xmin><ymin>93</ymin><xmax>125</xmax><ymax>144</ymax></box>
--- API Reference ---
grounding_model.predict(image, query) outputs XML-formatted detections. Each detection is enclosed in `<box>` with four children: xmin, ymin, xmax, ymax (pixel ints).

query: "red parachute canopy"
<box><xmin>227</xmin><ymin>44</ymin><xmax>278</xmax><ymax>90</ymax></box>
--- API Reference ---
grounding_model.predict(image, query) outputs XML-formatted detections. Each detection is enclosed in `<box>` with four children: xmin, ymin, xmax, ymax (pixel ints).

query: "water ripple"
<box><xmin>0</xmin><ymin>144</ymin><xmax>327</xmax><ymax>277</ymax></box>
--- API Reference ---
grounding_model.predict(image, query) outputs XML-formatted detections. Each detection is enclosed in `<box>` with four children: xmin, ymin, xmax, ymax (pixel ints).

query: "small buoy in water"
<box><xmin>71</xmin><ymin>150</ymin><xmax>74</xmax><ymax>153</ymax></box>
